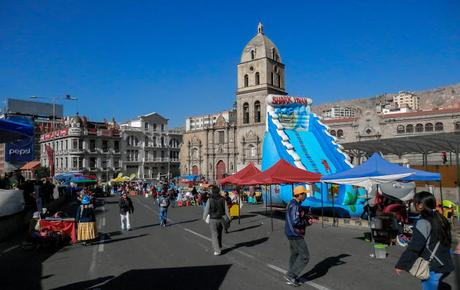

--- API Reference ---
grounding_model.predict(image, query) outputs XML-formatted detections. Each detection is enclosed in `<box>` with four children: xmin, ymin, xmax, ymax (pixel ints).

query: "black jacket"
<box><xmin>119</xmin><ymin>197</ymin><xmax>134</xmax><ymax>215</ymax></box>
<box><xmin>209</xmin><ymin>197</ymin><xmax>226</xmax><ymax>219</ymax></box>
<box><xmin>396</xmin><ymin>218</ymin><xmax>454</xmax><ymax>273</ymax></box>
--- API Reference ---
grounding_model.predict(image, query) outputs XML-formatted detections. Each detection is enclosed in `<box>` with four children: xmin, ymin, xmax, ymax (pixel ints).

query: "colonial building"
<box><xmin>39</xmin><ymin>116</ymin><xmax>122</xmax><ymax>181</ymax></box>
<box><xmin>180</xmin><ymin>23</ymin><xmax>286</xmax><ymax>180</ymax></box>
<box><xmin>323</xmin><ymin>107</ymin><xmax>460</xmax><ymax>165</ymax></box>
<box><xmin>120</xmin><ymin>113</ymin><xmax>182</xmax><ymax>180</ymax></box>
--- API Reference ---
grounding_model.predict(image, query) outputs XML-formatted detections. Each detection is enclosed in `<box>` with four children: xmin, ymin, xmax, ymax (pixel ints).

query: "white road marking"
<box><xmin>184</xmin><ymin>228</ymin><xmax>212</xmax><ymax>242</ymax></box>
<box><xmin>267</xmin><ymin>264</ymin><xmax>333</xmax><ymax>290</ymax></box>
<box><xmin>89</xmin><ymin>242</ymin><xmax>98</xmax><ymax>274</ymax></box>
<box><xmin>1</xmin><ymin>245</ymin><xmax>19</xmax><ymax>255</ymax></box>
<box><xmin>102</xmin><ymin>217</ymin><xmax>106</xmax><ymax>227</ymax></box>
<box><xmin>267</xmin><ymin>263</ymin><xmax>287</xmax><ymax>273</ymax></box>
<box><xmin>98</xmin><ymin>242</ymin><xmax>104</xmax><ymax>252</ymax></box>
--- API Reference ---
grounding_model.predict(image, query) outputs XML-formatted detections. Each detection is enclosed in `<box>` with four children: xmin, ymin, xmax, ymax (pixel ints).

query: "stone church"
<box><xmin>179</xmin><ymin>23</ymin><xmax>287</xmax><ymax>181</ymax></box>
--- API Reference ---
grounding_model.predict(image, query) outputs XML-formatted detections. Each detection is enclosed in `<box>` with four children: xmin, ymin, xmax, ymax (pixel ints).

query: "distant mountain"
<box><xmin>311</xmin><ymin>83</ymin><xmax>460</xmax><ymax>114</ymax></box>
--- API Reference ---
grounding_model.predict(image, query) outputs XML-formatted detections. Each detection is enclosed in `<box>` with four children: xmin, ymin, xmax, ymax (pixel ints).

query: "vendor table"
<box><xmin>40</xmin><ymin>219</ymin><xmax>77</xmax><ymax>244</ymax></box>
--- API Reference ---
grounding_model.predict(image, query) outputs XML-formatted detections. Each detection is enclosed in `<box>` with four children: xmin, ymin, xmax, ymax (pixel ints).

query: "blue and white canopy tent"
<box><xmin>322</xmin><ymin>153</ymin><xmax>442</xmax><ymax>247</ymax></box>
<box><xmin>321</xmin><ymin>153</ymin><xmax>417</xmax><ymax>191</ymax></box>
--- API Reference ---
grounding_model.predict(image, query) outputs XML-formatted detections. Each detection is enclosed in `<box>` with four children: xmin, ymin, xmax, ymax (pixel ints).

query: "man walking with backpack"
<box><xmin>158</xmin><ymin>192</ymin><xmax>170</xmax><ymax>227</ymax></box>
<box><xmin>284</xmin><ymin>185</ymin><xmax>313</xmax><ymax>287</ymax></box>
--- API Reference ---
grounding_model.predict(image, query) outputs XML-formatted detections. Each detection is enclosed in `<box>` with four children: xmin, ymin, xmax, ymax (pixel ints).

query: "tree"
<box><xmin>34</xmin><ymin>166</ymin><xmax>50</xmax><ymax>179</ymax></box>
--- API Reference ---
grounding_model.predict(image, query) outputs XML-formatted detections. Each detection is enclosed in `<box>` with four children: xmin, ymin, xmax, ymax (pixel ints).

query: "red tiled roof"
<box><xmin>383</xmin><ymin>108</ymin><xmax>460</xmax><ymax>118</ymax></box>
<box><xmin>20</xmin><ymin>161</ymin><xmax>41</xmax><ymax>170</ymax></box>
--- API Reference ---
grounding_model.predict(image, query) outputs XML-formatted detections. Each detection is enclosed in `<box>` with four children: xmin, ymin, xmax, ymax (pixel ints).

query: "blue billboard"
<box><xmin>5</xmin><ymin>116</ymin><xmax>35</xmax><ymax>163</ymax></box>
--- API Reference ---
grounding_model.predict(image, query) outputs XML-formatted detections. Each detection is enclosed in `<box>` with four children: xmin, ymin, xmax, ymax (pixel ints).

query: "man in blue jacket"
<box><xmin>284</xmin><ymin>185</ymin><xmax>312</xmax><ymax>287</ymax></box>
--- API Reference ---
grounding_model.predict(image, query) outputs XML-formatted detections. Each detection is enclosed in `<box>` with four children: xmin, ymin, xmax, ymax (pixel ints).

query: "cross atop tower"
<box><xmin>257</xmin><ymin>22</ymin><xmax>264</xmax><ymax>34</ymax></box>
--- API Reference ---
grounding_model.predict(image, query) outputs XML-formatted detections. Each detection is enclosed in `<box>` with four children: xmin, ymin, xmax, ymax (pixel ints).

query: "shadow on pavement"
<box><xmin>228</xmin><ymin>224</ymin><xmax>261</xmax><ymax>233</ymax></box>
<box><xmin>238</xmin><ymin>214</ymin><xmax>257</xmax><ymax>219</ymax></box>
<box><xmin>51</xmin><ymin>264</ymin><xmax>232</xmax><ymax>290</ymax></box>
<box><xmin>91</xmin><ymin>234</ymin><xmax>149</xmax><ymax>246</ymax></box>
<box><xmin>300</xmin><ymin>254</ymin><xmax>350</xmax><ymax>281</ymax></box>
<box><xmin>223</xmin><ymin>237</ymin><xmax>269</xmax><ymax>254</ymax></box>
<box><xmin>1</xmin><ymin>244</ymin><xmax>65</xmax><ymax>289</ymax></box>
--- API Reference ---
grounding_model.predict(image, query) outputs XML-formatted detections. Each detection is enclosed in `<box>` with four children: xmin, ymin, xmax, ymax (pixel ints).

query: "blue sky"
<box><xmin>1</xmin><ymin>1</ymin><xmax>459</xmax><ymax>127</ymax></box>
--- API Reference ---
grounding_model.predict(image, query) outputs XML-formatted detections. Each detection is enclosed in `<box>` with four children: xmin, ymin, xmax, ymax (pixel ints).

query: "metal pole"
<box><xmin>456</xmin><ymin>145</ymin><xmax>460</xmax><ymax>204</ymax></box>
<box><xmin>265</xmin><ymin>186</ymin><xmax>268</xmax><ymax>215</ymax></box>
<box><xmin>321</xmin><ymin>182</ymin><xmax>324</xmax><ymax>228</ymax></box>
<box><xmin>270</xmin><ymin>184</ymin><xmax>273</xmax><ymax>232</ymax></box>
<box><xmin>238</xmin><ymin>186</ymin><xmax>241</xmax><ymax>225</ymax></box>
<box><xmin>439</xmin><ymin>181</ymin><xmax>444</xmax><ymax>216</ymax></box>
<box><xmin>368</xmin><ymin>185</ymin><xmax>376</xmax><ymax>253</ymax></box>
<box><xmin>332</xmin><ymin>184</ymin><xmax>336</xmax><ymax>227</ymax></box>
<box><xmin>52</xmin><ymin>98</ymin><xmax>56</xmax><ymax>131</ymax></box>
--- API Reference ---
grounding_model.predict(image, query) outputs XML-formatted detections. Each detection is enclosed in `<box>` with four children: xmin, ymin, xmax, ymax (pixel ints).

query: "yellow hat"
<box><xmin>293</xmin><ymin>185</ymin><xmax>309</xmax><ymax>196</ymax></box>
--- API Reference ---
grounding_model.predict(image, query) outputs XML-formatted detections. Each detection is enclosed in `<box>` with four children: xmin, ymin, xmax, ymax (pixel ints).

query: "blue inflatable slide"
<box><xmin>262</xmin><ymin>95</ymin><xmax>365</xmax><ymax>217</ymax></box>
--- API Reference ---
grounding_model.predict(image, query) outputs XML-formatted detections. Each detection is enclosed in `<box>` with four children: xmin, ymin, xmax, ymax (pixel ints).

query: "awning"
<box><xmin>343</xmin><ymin>132</ymin><xmax>460</xmax><ymax>155</ymax></box>
<box><xmin>219</xmin><ymin>163</ymin><xmax>261</xmax><ymax>185</ymax></box>
<box><xmin>239</xmin><ymin>159</ymin><xmax>322</xmax><ymax>185</ymax></box>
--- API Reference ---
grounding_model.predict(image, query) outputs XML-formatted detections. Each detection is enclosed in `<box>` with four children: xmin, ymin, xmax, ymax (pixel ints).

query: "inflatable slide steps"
<box><xmin>293</xmin><ymin>131</ymin><xmax>320</xmax><ymax>172</ymax></box>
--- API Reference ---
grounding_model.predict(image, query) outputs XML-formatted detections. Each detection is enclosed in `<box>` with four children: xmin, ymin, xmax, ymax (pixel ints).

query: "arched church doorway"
<box><xmin>216</xmin><ymin>160</ymin><xmax>226</xmax><ymax>180</ymax></box>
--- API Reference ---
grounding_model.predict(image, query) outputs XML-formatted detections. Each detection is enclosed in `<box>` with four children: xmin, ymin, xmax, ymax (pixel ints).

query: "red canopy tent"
<box><xmin>218</xmin><ymin>163</ymin><xmax>261</xmax><ymax>185</ymax></box>
<box><xmin>239</xmin><ymin>159</ymin><xmax>322</xmax><ymax>185</ymax></box>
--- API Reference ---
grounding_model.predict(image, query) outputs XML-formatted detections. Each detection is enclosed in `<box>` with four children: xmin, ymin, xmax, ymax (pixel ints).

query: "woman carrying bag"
<box><xmin>203</xmin><ymin>185</ymin><xmax>230</xmax><ymax>256</ymax></box>
<box><xmin>395</xmin><ymin>191</ymin><xmax>454</xmax><ymax>290</ymax></box>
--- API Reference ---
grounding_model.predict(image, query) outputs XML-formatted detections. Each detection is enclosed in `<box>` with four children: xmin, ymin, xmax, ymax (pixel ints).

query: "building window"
<box><xmin>455</xmin><ymin>122</ymin><xmax>460</xmax><ymax>131</ymax></box>
<box><xmin>73</xmin><ymin>157</ymin><xmax>78</xmax><ymax>168</ymax></box>
<box><xmin>425</xmin><ymin>123</ymin><xmax>433</xmax><ymax>132</ymax></box>
<box><xmin>337</xmin><ymin>129</ymin><xmax>344</xmax><ymax>138</ymax></box>
<box><xmin>271</xmin><ymin>72</ymin><xmax>274</xmax><ymax>85</ymax></box>
<box><xmin>153</xmin><ymin>124</ymin><xmax>157</xmax><ymax>131</ymax></box>
<box><xmin>73</xmin><ymin>139</ymin><xmax>78</xmax><ymax>150</ymax></box>
<box><xmin>254</xmin><ymin>101</ymin><xmax>261</xmax><ymax>123</ymax></box>
<box><xmin>397</xmin><ymin>125</ymin><xmax>405</xmax><ymax>134</ymax></box>
<box><xmin>244</xmin><ymin>74</ymin><xmax>249</xmax><ymax>87</ymax></box>
<box><xmin>251</xmin><ymin>50</ymin><xmax>255</xmax><ymax>60</ymax></box>
<box><xmin>435</xmin><ymin>122</ymin><xmax>444</xmax><ymax>131</ymax></box>
<box><xmin>330</xmin><ymin>130</ymin><xmax>336</xmax><ymax>136</ymax></box>
<box><xmin>161</xmin><ymin>124</ymin><xmax>165</xmax><ymax>132</ymax></box>
<box><xmin>114</xmin><ymin>141</ymin><xmax>119</xmax><ymax>152</ymax></box>
<box><xmin>415</xmin><ymin>124</ymin><xmax>424</xmax><ymax>133</ymax></box>
<box><xmin>144</xmin><ymin>123</ymin><xmax>148</xmax><ymax>130</ymax></box>
<box><xmin>277</xmin><ymin>73</ymin><xmax>281</xmax><ymax>87</ymax></box>
<box><xmin>145</xmin><ymin>137</ymin><xmax>149</xmax><ymax>147</ymax></box>
<box><xmin>255</xmin><ymin>72</ymin><xmax>260</xmax><ymax>85</ymax></box>
<box><xmin>161</xmin><ymin>137</ymin><xmax>164</xmax><ymax>147</ymax></box>
<box><xmin>243</xmin><ymin>103</ymin><xmax>250</xmax><ymax>124</ymax></box>
<box><xmin>102</xmin><ymin>140</ymin><xmax>108</xmax><ymax>152</ymax></box>
<box><xmin>90</xmin><ymin>139</ymin><xmax>96</xmax><ymax>152</ymax></box>
<box><xmin>406</xmin><ymin>124</ymin><xmax>414</xmax><ymax>133</ymax></box>
<box><xmin>90</xmin><ymin>158</ymin><xmax>96</xmax><ymax>169</ymax></box>
<box><xmin>218</xmin><ymin>131</ymin><xmax>225</xmax><ymax>144</ymax></box>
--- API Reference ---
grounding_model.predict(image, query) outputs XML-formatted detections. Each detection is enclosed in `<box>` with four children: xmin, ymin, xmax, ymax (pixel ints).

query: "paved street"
<box><xmin>1</xmin><ymin>196</ymin><xmax>457</xmax><ymax>290</ymax></box>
